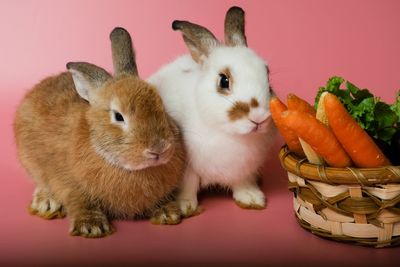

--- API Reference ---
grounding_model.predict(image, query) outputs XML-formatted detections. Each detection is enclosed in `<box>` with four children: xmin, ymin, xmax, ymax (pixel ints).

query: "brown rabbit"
<box><xmin>14</xmin><ymin>27</ymin><xmax>186</xmax><ymax>238</ymax></box>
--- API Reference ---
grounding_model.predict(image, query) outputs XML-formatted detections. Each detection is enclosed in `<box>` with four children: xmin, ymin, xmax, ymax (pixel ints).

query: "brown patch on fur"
<box><xmin>224</xmin><ymin>7</ymin><xmax>247</xmax><ymax>47</ymax></box>
<box><xmin>217</xmin><ymin>67</ymin><xmax>233</xmax><ymax>95</ymax></box>
<box><xmin>228</xmin><ymin>101</ymin><xmax>250</xmax><ymax>121</ymax></box>
<box><xmin>250</xmin><ymin>98</ymin><xmax>259</xmax><ymax>108</ymax></box>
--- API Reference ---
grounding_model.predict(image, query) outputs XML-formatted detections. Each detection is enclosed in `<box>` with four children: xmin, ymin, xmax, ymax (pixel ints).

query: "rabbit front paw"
<box><xmin>233</xmin><ymin>187</ymin><xmax>266</xmax><ymax>210</ymax></box>
<box><xmin>178</xmin><ymin>198</ymin><xmax>202</xmax><ymax>218</ymax></box>
<box><xmin>28</xmin><ymin>188</ymin><xmax>65</xmax><ymax>219</ymax></box>
<box><xmin>69</xmin><ymin>211</ymin><xmax>114</xmax><ymax>238</ymax></box>
<box><xmin>150</xmin><ymin>202</ymin><xmax>181</xmax><ymax>225</ymax></box>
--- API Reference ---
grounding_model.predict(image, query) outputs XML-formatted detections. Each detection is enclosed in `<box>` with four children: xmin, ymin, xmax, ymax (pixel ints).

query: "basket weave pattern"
<box><xmin>279</xmin><ymin>146</ymin><xmax>400</xmax><ymax>247</ymax></box>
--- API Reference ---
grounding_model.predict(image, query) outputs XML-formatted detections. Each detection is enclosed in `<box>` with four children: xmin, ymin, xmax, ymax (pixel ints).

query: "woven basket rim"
<box><xmin>279</xmin><ymin>146</ymin><xmax>400</xmax><ymax>186</ymax></box>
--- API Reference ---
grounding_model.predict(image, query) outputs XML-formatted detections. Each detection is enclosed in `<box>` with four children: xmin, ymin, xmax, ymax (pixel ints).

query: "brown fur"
<box><xmin>227</xmin><ymin>101</ymin><xmax>250</xmax><ymax>121</ymax></box>
<box><xmin>110</xmin><ymin>27</ymin><xmax>138</xmax><ymax>76</ymax></box>
<box><xmin>28</xmin><ymin>187</ymin><xmax>66</xmax><ymax>219</ymax></box>
<box><xmin>14</xmin><ymin>66</ymin><xmax>185</xmax><ymax>238</ymax></box>
<box><xmin>217</xmin><ymin>67</ymin><xmax>233</xmax><ymax>95</ymax></box>
<box><xmin>172</xmin><ymin>20</ymin><xmax>220</xmax><ymax>63</ymax></box>
<box><xmin>224</xmin><ymin>6</ymin><xmax>247</xmax><ymax>47</ymax></box>
<box><xmin>250</xmin><ymin>97</ymin><xmax>259</xmax><ymax>108</ymax></box>
<box><xmin>227</xmin><ymin>97</ymin><xmax>260</xmax><ymax>121</ymax></box>
<box><xmin>172</xmin><ymin>7</ymin><xmax>247</xmax><ymax>65</ymax></box>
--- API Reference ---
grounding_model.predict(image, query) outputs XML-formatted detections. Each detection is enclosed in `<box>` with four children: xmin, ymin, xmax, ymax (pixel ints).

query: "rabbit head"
<box><xmin>173</xmin><ymin>7</ymin><xmax>272</xmax><ymax>136</ymax></box>
<box><xmin>67</xmin><ymin>28</ymin><xmax>177</xmax><ymax>171</ymax></box>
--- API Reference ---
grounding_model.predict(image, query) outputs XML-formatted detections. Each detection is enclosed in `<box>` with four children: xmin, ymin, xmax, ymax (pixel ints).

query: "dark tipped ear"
<box><xmin>67</xmin><ymin>62</ymin><xmax>112</xmax><ymax>103</ymax></box>
<box><xmin>224</xmin><ymin>6</ymin><xmax>247</xmax><ymax>47</ymax></box>
<box><xmin>110</xmin><ymin>27</ymin><xmax>138</xmax><ymax>76</ymax></box>
<box><xmin>172</xmin><ymin>20</ymin><xmax>220</xmax><ymax>63</ymax></box>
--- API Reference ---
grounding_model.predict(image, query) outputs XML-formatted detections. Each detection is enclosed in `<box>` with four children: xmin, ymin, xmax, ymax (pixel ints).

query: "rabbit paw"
<box><xmin>233</xmin><ymin>187</ymin><xmax>266</xmax><ymax>210</ymax></box>
<box><xmin>178</xmin><ymin>198</ymin><xmax>203</xmax><ymax>218</ymax></box>
<box><xmin>28</xmin><ymin>188</ymin><xmax>66</xmax><ymax>219</ymax></box>
<box><xmin>70</xmin><ymin>211</ymin><xmax>114</xmax><ymax>238</ymax></box>
<box><xmin>150</xmin><ymin>202</ymin><xmax>181</xmax><ymax>225</ymax></box>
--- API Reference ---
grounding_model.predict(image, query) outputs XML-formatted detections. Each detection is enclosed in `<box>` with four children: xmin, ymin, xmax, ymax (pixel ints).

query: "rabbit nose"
<box><xmin>144</xmin><ymin>143</ymin><xmax>172</xmax><ymax>160</ymax></box>
<box><xmin>250</xmin><ymin>109</ymin><xmax>271</xmax><ymax>124</ymax></box>
<box><xmin>146</xmin><ymin>151</ymin><xmax>161</xmax><ymax>160</ymax></box>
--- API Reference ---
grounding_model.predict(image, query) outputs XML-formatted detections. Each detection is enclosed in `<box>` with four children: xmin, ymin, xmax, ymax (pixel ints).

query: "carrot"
<box><xmin>286</xmin><ymin>94</ymin><xmax>323</xmax><ymax>164</ymax></box>
<box><xmin>281</xmin><ymin>110</ymin><xmax>352</xmax><ymax>167</ymax></box>
<box><xmin>287</xmin><ymin>94</ymin><xmax>316</xmax><ymax>115</ymax></box>
<box><xmin>269</xmin><ymin>96</ymin><xmax>305</xmax><ymax>157</ymax></box>
<box><xmin>324</xmin><ymin>93</ymin><xmax>390</xmax><ymax>168</ymax></box>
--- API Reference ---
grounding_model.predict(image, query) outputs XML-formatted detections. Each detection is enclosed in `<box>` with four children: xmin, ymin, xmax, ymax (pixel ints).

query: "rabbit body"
<box><xmin>149</xmin><ymin>42</ymin><xmax>276</xmax><ymax>215</ymax></box>
<box><xmin>149</xmin><ymin>53</ymin><xmax>274</xmax><ymax>185</ymax></box>
<box><xmin>14</xmin><ymin>28</ymin><xmax>185</xmax><ymax>237</ymax></box>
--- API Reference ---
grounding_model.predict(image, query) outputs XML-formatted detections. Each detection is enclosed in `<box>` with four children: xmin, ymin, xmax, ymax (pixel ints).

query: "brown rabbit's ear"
<box><xmin>172</xmin><ymin>20</ymin><xmax>220</xmax><ymax>64</ymax></box>
<box><xmin>110</xmin><ymin>27</ymin><xmax>138</xmax><ymax>77</ymax></box>
<box><xmin>67</xmin><ymin>62</ymin><xmax>112</xmax><ymax>103</ymax></box>
<box><xmin>224</xmin><ymin>6</ymin><xmax>247</xmax><ymax>47</ymax></box>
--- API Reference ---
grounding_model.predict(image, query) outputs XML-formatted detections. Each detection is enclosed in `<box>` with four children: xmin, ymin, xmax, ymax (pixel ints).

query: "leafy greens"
<box><xmin>315</xmin><ymin>76</ymin><xmax>399</xmax><ymax>145</ymax></box>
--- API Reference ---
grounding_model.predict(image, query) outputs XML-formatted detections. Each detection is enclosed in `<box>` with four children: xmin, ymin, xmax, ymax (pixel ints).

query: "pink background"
<box><xmin>1</xmin><ymin>0</ymin><xmax>399</xmax><ymax>266</ymax></box>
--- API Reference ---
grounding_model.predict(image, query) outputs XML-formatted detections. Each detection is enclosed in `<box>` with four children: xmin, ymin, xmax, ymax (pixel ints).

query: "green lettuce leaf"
<box><xmin>315</xmin><ymin>76</ymin><xmax>399</xmax><ymax>145</ymax></box>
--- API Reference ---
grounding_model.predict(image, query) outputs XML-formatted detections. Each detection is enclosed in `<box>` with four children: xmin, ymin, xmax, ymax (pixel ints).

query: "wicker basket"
<box><xmin>279</xmin><ymin>146</ymin><xmax>400</xmax><ymax>248</ymax></box>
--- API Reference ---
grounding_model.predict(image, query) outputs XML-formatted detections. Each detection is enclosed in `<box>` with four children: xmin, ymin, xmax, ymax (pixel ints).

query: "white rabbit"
<box><xmin>148</xmin><ymin>7</ymin><xmax>276</xmax><ymax>216</ymax></box>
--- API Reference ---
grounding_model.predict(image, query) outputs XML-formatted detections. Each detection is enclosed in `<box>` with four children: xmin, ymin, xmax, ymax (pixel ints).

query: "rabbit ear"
<box><xmin>67</xmin><ymin>62</ymin><xmax>112</xmax><ymax>103</ymax></box>
<box><xmin>224</xmin><ymin>6</ymin><xmax>247</xmax><ymax>47</ymax></box>
<box><xmin>172</xmin><ymin>20</ymin><xmax>220</xmax><ymax>63</ymax></box>
<box><xmin>110</xmin><ymin>27</ymin><xmax>138</xmax><ymax>77</ymax></box>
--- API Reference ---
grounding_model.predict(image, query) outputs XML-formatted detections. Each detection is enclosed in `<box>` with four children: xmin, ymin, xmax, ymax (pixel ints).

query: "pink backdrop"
<box><xmin>1</xmin><ymin>0</ymin><xmax>399</xmax><ymax>266</ymax></box>
<box><xmin>1</xmin><ymin>0</ymin><xmax>399</xmax><ymax>101</ymax></box>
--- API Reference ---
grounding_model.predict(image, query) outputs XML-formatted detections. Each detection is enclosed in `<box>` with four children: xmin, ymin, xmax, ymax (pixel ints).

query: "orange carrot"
<box><xmin>324</xmin><ymin>93</ymin><xmax>390</xmax><ymax>168</ymax></box>
<box><xmin>287</xmin><ymin>94</ymin><xmax>316</xmax><ymax>115</ymax></box>
<box><xmin>281</xmin><ymin>110</ymin><xmax>352</xmax><ymax>167</ymax></box>
<box><xmin>287</xmin><ymin>94</ymin><xmax>324</xmax><ymax>164</ymax></box>
<box><xmin>269</xmin><ymin>96</ymin><xmax>305</xmax><ymax>157</ymax></box>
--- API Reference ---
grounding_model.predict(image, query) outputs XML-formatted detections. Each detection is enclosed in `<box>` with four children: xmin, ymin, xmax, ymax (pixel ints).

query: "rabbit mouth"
<box><xmin>120</xmin><ymin>145</ymin><xmax>175</xmax><ymax>171</ymax></box>
<box><xmin>121</xmin><ymin>157</ymin><xmax>171</xmax><ymax>171</ymax></box>
<box><xmin>248</xmin><ymin>117</ymin><xmax>272</xmax><ymax>134</ymax></box>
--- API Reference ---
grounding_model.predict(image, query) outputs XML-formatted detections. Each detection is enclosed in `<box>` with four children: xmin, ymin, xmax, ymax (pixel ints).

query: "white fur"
<box><xmin>148</xmin><ymin>45</ymin><xmax>276</xmax><ymax>214</ymax></box>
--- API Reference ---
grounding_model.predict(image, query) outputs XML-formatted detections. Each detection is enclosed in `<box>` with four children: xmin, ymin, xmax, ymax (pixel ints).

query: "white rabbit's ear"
<box><xmin>172</xmin><ymin>20</ymin><xmax>220</xmax><ymax>63</ymax></box>
<box><xmin>110</xmin><ymin>27</ymin><xmax>139</xmax><ymax>77</ymax></box>
<box><xmin>224</xmin><ymin>6</ymin><xmax>247</xmax><ymax>47</ymax></box>
<box><xmin>67</xmin><ymin>62</ymin><xmax>112</xmax><ymax>103</ymax></box>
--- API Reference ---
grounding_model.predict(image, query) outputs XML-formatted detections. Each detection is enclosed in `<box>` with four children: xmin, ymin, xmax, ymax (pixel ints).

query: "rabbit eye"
<box><xmin>114</xmin><ymin>111</ymin><xmax>125</xmax><ymax>122</ymax></box>
<box><xmin>219</xmin><ymin>74</ymin><xmax>230</xmax><ymax>89</ymax></box>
